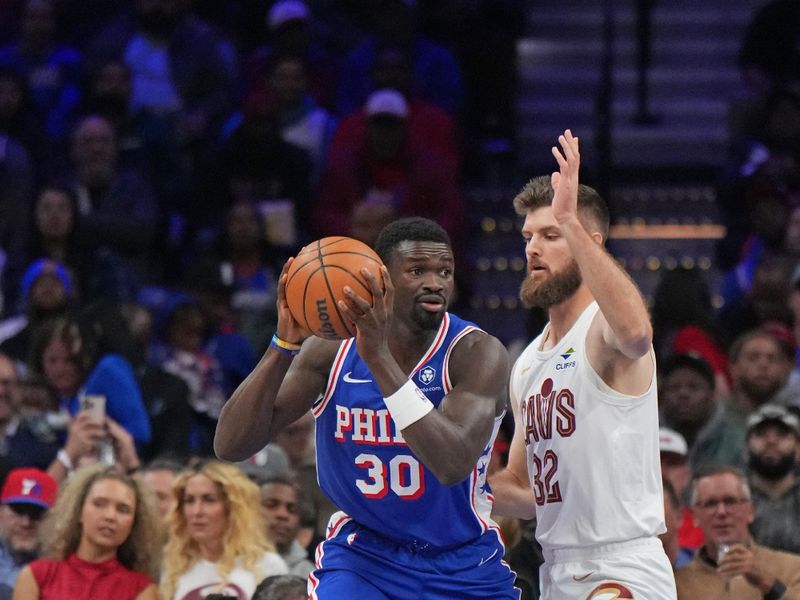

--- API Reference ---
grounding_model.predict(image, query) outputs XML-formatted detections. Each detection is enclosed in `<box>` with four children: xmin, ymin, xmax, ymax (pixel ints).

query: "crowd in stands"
<box><xmin>0</xmin><ymin>0</ymin><xmax>800</xmax><ymax>598</ymax></box>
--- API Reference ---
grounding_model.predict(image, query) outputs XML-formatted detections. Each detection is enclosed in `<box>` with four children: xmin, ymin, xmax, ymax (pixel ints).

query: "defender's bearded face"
<box><xmin>519</xmin><ymin>257</ymin><xmax>582</xmax><ymax>309</ymax></box>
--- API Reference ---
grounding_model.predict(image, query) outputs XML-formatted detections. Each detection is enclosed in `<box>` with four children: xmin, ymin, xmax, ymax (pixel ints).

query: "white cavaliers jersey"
<box><xmin>510</xmin><ymin>301</ymin><xmax>665</xmax><ymax>551</ymax></box>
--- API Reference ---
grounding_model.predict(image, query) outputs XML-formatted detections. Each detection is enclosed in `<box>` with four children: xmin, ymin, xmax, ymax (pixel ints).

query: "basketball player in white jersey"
<box><xmin>490</xmin><ymin>130</ymin><xmax>677</xmax><ymax>599</ymax></box>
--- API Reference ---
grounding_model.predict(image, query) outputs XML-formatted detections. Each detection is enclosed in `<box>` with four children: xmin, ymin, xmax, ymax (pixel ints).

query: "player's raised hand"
<box><xmin>550</xmin><ymin>129</ymin><xmax>580</xmax><ymax>225</ymax></box>
<box><xmin>276</xmin><ymin>258</ymin><xmax>311</xmax><ymax>344</ymax></box>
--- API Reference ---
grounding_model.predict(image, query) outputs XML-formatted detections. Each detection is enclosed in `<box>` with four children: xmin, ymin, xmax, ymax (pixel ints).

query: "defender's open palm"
<box><xmin>550</xmin><ymin>129</ymin><xmax>581</xmax><ymax>225</ymax></box>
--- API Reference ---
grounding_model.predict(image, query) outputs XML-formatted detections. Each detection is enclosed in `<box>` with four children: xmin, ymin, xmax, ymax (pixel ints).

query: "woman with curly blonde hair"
<box><xmin>13</xmin><ymin>464</ymin><xmax>161</xmax><ymax>600</ymax></box>
<box><xmin>161</xmin><ymin>460</ymin><xmax>287</xmax><ymax>599</ymax></box>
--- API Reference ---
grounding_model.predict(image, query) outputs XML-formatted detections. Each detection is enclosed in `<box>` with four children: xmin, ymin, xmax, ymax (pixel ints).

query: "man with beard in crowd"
<box><xmin>490</xmin><ymin>130</ymin><xmax>675</xmax><ymax>599</ymax></box>
<box><xmin>745</xmin><ymin>404</ymin><xmax>800</xmax><ymax>554</ymax></box>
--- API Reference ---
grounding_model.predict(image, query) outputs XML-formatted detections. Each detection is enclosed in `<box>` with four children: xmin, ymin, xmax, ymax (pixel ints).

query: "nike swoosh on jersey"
<box><xmin>572</xmin><ymin>571</ymin><xmax>594</xmax><ymax>582</ymax></box>
<box><xmin>477</xmin><ymin>548</ymin><xmax>498</xmax><ymax>567</ymax></box>
<box><xmin>343</xmin><ymin>372</ymin><xmax>373</xmax><ymax>384</ymax></box>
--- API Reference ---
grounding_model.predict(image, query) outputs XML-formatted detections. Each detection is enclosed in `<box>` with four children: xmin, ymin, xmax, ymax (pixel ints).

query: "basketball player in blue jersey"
<box><xmin>490</xmin><ymin>131</ymin><xmax>677</xmax><ymax>598</ymax></box>
<box><xmin>214</xmin><ymin>217</ymin><xmax>519</xmax><ymax>599</ymax></box>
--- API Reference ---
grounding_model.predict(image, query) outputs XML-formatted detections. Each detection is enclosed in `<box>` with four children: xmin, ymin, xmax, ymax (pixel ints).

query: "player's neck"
<box><xmin>545</xmin><ymin>287</ymin><xmax>594</xmax><ymax>346</ymax></box>
<box><xmin>389</xmin><ymin>322</ymin><xmax>439</xmax><ymax>374</ymax></box>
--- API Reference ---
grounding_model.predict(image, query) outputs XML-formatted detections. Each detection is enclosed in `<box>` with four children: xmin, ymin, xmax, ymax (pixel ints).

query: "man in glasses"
<box><xmin>675</xmin><ymin>466</ymin><xmax>800</xmax><ymax>598</ymax></box>
<box><xmin>0</xmin><ymin>467</ymin><xmax>57</xmax><ymax>597</ymax></box>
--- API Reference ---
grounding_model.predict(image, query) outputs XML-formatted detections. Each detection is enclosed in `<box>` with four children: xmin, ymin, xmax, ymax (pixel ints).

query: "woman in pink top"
<box><xmin>13</xmin><ymin>464</ymin><xmax>161</xmax><ymax>600</ymax></box>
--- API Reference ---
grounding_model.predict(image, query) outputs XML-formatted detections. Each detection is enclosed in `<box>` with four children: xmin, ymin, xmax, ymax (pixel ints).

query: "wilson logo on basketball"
<box><xmin>585</xmin><ymin>582</ymin><xmax>634</xmax><ymax>599</ymax></box>
<box><xmin>315</xmin><ymin>299</ymin><xmax>337</xmax><ymax>338</ymax></box>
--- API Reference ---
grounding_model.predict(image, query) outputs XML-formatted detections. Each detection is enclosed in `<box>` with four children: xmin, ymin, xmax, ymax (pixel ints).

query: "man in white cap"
<box><xmin>314</xmin><ymin>88</ymin><xmax>466</xmax><ymax>254</ymax></box>
<box><xmin>745</xmin><ymin>404</ymin><xmax>800</xmax><ymax>554</ymax></box>
<box><xmin>659</xmin><ymin>427</ymin><xmax>704</xmax><ymax>561</ymax></box>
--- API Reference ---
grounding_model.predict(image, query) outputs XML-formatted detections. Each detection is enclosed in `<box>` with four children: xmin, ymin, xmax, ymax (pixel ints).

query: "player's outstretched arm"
<box><xmin>214</xmin><ymin>260</ymin><xmax>334</xmax><ymax>462</ymax></box>
<box><xmin>488</xmin><ymin>380</ymin><xmax>536</xmax><ymax>518</ymax></box>
<box><xmin>551</xmin><ymin>130</ymin><xmax>652</xmax><ymax>361</ymax></box>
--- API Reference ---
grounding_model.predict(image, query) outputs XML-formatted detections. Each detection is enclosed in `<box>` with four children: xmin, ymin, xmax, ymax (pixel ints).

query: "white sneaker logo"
<box><xmin>343</xmin><ymin>372</ymin><xmax>372</xmax><ymax>384</ymax></box>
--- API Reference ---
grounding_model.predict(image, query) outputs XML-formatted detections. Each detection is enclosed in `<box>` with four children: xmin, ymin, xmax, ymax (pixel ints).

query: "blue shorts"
<box><xmin>308</xmin><ymin>513</ymin><xmax>520</xmax><ymax>599</ymax></box>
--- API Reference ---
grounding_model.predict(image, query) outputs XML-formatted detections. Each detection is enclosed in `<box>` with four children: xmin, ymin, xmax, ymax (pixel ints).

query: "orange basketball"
<box><xmin>285</xmin><ymin>237</ymin><xmax>385</xmax><ymax>340</ymax></box>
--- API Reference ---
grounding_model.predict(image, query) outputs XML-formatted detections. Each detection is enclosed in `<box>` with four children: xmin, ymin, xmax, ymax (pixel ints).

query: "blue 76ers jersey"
<box><xmin>312</xmin><ymin>313</ymin><xmax>504</xmax><ymax>549</ymax></box>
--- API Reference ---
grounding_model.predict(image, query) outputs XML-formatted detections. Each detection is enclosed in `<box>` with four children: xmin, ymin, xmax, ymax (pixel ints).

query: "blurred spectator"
<box><xmin>236</xmin><ymin>444</ymin><xmax>292</xmax><ymax>489</ymax></box>
<box><xmin>659</xmin><ymin>428</ymin><xmax>691</xmax><ymax>503</ymax></box>
<box><xmin>0</xmin><ymin>468</ymin><xmax>56</xmax><ymax>595</ymax></box>
<box><xmin>717</xmin><ymin>253</ymin><xmax>795</xmax><ymax>347</ymax></box>
<box><xmin>732</xmin><ymin>329</ymin><xmax>796</xmax><ymax>414</ymax></box>
<box><xmin>701</xmin><ymin>329</ymin><xmax>796</xmax><ymax>469</ymax></box>
<box><xmin>784</xmin><ymin>202</ymin><xmax>800</xmax><ymax>258</ymax></box>
<box><xmin>87</xmin><ymin>0</ymin><xmax>238</xmax><ymax>150</ymax></box>
<box><xmin>786</xmin><ymin>264</ymin><xmax>800</xmax><ymax>386</ymax></box>
<box><xmin>676</xmin><ymin>466</ymin><xmax>800</xmax><ymax>598</ymax></box>
<box><xmin>139</xmin><ymin>458</ymin><xmax>182</xmax><ymax>521</ymax></box>
<box><xmin>745</xmin><ymin>404</ymin><xmax>800</xmax><ymax>555</ymax></box>
<box><xmin>715</xmin><ymin>154</ymin><xmax>799</xmax><ymax>275</ymax></box>
<box><xmin>335</xmin><ymin>0</ymin><xmax>465</xmax><ymax>119</ymax></box>
<box><xmin>347</xmin><ymin>191</ymin><xmax>397</xmax><ymax>248</ymax></box>
<box><xmin>244</xmin><ymin>0</ymin><xmax>341</xmax><ymax>111</ymax></box>
<box><xmin>0</xmin><ymin>258</ymin><xmax>74</xmax><ymax>366</ymax></box>
<box><xmin>500</xmin><ymin>517</ymin><xmax>541</xmax><ymax>600</ymax></box>
<box><xmin>0</xmin><ymin>134</ymin><xmax>34</xmax><ymax>312</ymax></box>
<box><xmin>82</xmin><ymin>58</ymin><xmax>189</xmax><ymax>223</ymax></box>
<box><xmin>272</xmin><ymin>411</ymin><xmax>335</xmax><ymax>541</ymax></box>
<box><xmin>0</xmin><ymin>67</ymin><xmax>48</xmax><ymax>173</ymax></box>
<box><xmin>419</xmin><ymin>0</ymin><xmax>524</xmax><ymax>157</ymax></box>
<box><xmin>314</xmin><ymin>89</ymin><xmax>465</xmax><ymax>255</ymax></box>
<box><xmin>151</xmin><ymin>302</ymin><xmax>227</xmax><ymax>455</ymax></box>
<box><xmin>182</xmin><ymin>257</ymin><xmax>257</xmax><ymax>389</ymax></box>
<box><xmin>658</xmin><ymin>353</ymin><xmax>736</xmax><ymax>471</ymax></box>
<box><xmin>252</xmin><ymin>574</ymin><xmax>306</xmax><ymax>600</ymax></box>
<box><xmin>119</xmin><ymin>302</ymin><xmax>191</xmax><ymax>462</ymax></box>
<box><xmin>259</xmin><ymin>476</ymin><xmax>313</xmax><ymax>578</ymax></box>
<box><xmin>0</xmin><ymin>0</ymin><xmax>81</xmax><ymax>142</ymax></box>
<box><xmin>198</xmin><ymin>201</ymin><xmax>282</xmax><ymax>354</ymax></box>
<box><xmin>738</xmin><ymin>0</ymin><xmax>800</xmax><ymax>96</ymax></box>
<box><xmin>160</xmin><ymin>461</ymin><xmax>287</xmax><ymax>599</ymax></box>
<box><xmin>659</xmin><ymin>428</ymin><xmax>704</xmax><ymax>557</ymax></box>
<box><xmin>29</xmin><ymin>316</ymin><xmax>151</xmax><ymax>446</ymax></box>
<box><xmin>651</xmin><ymin>267</ymin><xmax>731</xmax><ymax>397</ymax></box>
<box><xmin>24</xmin><ymin>185</ymin><xmax>88</xmax><ymax>296</ymax></box>
<box><xmin>224</xmin><ymin>92</ymin><xmax>312</xmax><ymax>240</ymax></box>
<box><xmin>660</xmin><ymin>477</ymin><xmax>693</xmax><ymax>569</ymax></box>
<box><xmin>44</xmin><ymin>411</ymin><xmax>103</xmax><ymax>485</ymax></box>
<box><xmin>266</xmin><ymin>53</ymin><xmax>336</xmax><ymax>186</ymax></box>
<box><xmin>0</xmin><ymin>352</ymin><xmax>62</xmax><ymax>470</ymax></box>
<box><xmin>65</xmin><ymin>114</ymin><xmax>159</xmax><ymax>299</ymax></box>
<box><xmin>332</xmin><ymin>43</ymin><xmax>461</xmax><ymax>175</ymax></box>
<box><xmin>13</xmin><ymin>464</ymin><xmax>161</xmax><ymax>599</ymax></box>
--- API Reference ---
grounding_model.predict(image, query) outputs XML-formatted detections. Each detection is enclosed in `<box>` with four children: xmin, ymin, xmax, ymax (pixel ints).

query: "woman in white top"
<box><xmin>160</xmin><ymin>460</ymin><xmax>287</xmax><ymax>599</ymax></box>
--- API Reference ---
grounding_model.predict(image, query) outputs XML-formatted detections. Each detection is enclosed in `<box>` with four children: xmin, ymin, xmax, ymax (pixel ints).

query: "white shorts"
<box><xmin>539</xmin><ymin>537</ymin><xmax>677</xmax><ymax>600</ymax></box>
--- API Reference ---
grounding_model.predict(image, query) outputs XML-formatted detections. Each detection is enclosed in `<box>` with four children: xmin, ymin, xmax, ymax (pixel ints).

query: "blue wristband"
<box><xmin>270</xmin><ymin>335</ymin><xmax>300</xmax><ymax>357</ymax></box>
